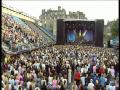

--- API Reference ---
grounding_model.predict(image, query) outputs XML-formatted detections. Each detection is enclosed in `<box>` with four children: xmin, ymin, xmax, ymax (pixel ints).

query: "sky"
<box><xmin>2</xmin><ymin>0</ymin><xmax>118</xmax><ymax>25</ymax></box>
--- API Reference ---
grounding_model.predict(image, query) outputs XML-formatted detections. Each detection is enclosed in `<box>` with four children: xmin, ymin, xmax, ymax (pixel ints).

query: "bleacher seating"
<box><xmin>22</xmin><ymin>19</ymin><xmax>53</xmax><ymax>43</ymax></box>
<box><xmin>23</xmin><ymin>19</ymin><xmax>56</xmax><ymax>44</ymax></box>
<box><xmin>2</xmin><ymin>12</ymin><xmax>55</xmax><ymax>53</ymax></box>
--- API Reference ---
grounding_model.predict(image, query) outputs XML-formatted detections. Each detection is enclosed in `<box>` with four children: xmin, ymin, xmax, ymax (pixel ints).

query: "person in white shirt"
<box><xmin>83</xmin><ymin>66</ymin><xmax>87</xmax><ymax>73</ymax></box>
<box><xmin>109</xmin><ymin>83</ymin><xmax>116</xmax><ymax>90</ymax></box>
<box><xmin>62</xmin><ymin>78</ymin><xmax>67</xmax><ymax>89</ymax></box>
<box><xmin>81</xmin><ymin>73</ymin><xmax>85</xmax><ymax>86</ymax></box>
<box><xmin>62</xmin><ymin>78</ymin><xmax>67</xmax><ymax>85</ymax></box>
<box><xmin>27</xmin><ymin>81</ymin><xmax>31</xmax><ymax>90</ymax></box>
<box><xmin>106</xmin><ymin>81</ymin><xmax>110</xmax><ymax>90</ymax></box>
<box><xmin>48</xmin><ymin>75</ymin><xmax>53</xmax><ymax>85</ymax></box>
<box><xmin>14</xmin><ymin>69</ymin><xmax>18</xmax><ymax>75</ymax></box>
<box><xmin>74</xmin><ymin>59</ymin><xmax>77</xmax><ymax>66</ymax></box>
<box><xmin>81</xmin><ymin>66</ymin><xmax>85</xmax><ymax>74</ymax></box>
<box><xmin>68</xmin><ymin>67</ymin><xmax>72</xmax><ymax>84</ymax></box>
<box><xmin>41</xmin><ymin>63</ymin><xmax>45</xmax><ymax>71</ymax></box>
<box><xmin>110</xmin><ymin>66</ymin><xmax>115</xmax><ymax>77</ymax></box>
<box><xmin>41</xmin><ymin>77</ymin><xmax>46</xmax><ymax>86</ymax></box>
<box><xmin>107</xmin><ymin>66</ymin><xmax>111</xmax><ymax>74</ymax></box>
<box><xmin>87</xmin><ymin>79</ymin><xmax>94</xmax><ymax>90</ymax></box>
<box><xmin>85</xmin><ymin>65</ymin><xmax>88</xmax><ymax>73</ymax></box>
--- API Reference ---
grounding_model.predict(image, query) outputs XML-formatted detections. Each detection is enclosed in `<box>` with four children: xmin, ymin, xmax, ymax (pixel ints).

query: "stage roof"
<box><xmin>63</xmin><ymin>19</ymin><xmax>96</xmax><ymax>22</ymax></box>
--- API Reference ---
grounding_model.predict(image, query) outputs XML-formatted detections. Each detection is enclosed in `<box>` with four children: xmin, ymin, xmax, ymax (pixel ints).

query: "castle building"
<box><xmin>39</xmin><ymin>6</ymin><xmax>87</xmax><ymax>36</ymax></box>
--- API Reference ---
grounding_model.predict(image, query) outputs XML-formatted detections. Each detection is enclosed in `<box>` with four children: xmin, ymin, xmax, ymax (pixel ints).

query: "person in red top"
<box><xmin>74</xmin><ymin>70</ymin><xmax>81</xmax><ymax>86</ymax></box>
<box><xmin>99</xmin><ymin>65</ymin><xmax>105</xmax><ymax>75</ymax></box>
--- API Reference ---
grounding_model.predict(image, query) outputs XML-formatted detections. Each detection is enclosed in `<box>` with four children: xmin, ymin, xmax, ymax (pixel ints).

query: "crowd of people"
<box><xmin>2</xmin><ymin>45</ymin><xmax>119</xmax><ymax>90</ymax></box>
<box><xmin>2</xmin><ymin>13</ymin><xmax>52</xmax><ymax>52</ymax></box>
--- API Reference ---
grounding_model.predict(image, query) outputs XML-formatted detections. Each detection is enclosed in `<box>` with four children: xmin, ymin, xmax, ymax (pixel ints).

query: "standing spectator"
<box><xmin>52</xmin><ymin>76</ymin><xmax>57</xmax><ymax>90</ymax></box>
<box><xmin>81</xmin><ymin>73</ymin><xmax>85</xmax><ymax>86</ymax></box>
<box><xmin>60</xmin><ymin>83</ymin><xmax>65</xmax><ymax>90</ymax></box>
<box><xmin>100</xmin><ymin>86</ymin><xmax>105</xmax><ymax>90</ymax></box>
<box><xmin>72</xmin><ymin>81</ymin><xmax>78</xmax><ymax>90</ymax></box>
<box><xmin>85</xmin><ymin>73</ymin><xmax>90</xmax><ymax>86</ymax></box>
<box><xmin>93</xmin><ymin>64</ymin><xmax>97</xmax><ymax>73</ymax></box>
<box><xmin>48</xmin><ymin>75</ymin><xmax>53</xmax><ymax>85</ymax></box>
<box><xmin>94</xmin><ymin>80</ymin><xmax>100</xmax><ymax>90</ymax></box>
<box><xmin>110</xmin><ymin>66</ymin><xmax>115</xmax><ymax>77</ymax></box>
<box><xmin>99</xmin><ymin>65</ymin><xmax>105</xmax><ymax>75</ymax></box>
<box><xmin>34</xmin><ymin>84</ymin><xmax>41</xmax><ymax>90</ymax></box>
<box><xmin>74</xmin><ymin>70</ymin><xmax>81</xmax><ymax>86</ymax></box>
<box><xmin>115</xmin><ymin>77</ymin><xmax>119</xmax><ymax>90</ymax></box>
<box><xmin>68</xmin><ymin>67</ymin><xmax>72</xmax><ymax>84</ymax></box>
<box><xmin>106</xmin><ymin>81</ymin><xmax>110</xmax><ymax>90</ymax></box>
<box><xmin>92</xmin><ymin>73</ymin><xmax>99</xmax><ymax>85</ymax></box>
<box><xmin>41</xmin><ymin>81</ymin><xmax>47</xmax><ymax>90</ymax></box>
<box><xmin>99</xmin><ymin>74</ymin><xmax>106</xmax><ymax>87</ymax></box>
<box><xmin>27</xmin><ymin>79</ymin><xmax>31</xmax><ymax>90</ymax></box>
<box><xmin>78</xmin><ymin>81</ymin><xmax>84</xmax><ymax>90</ymax></box>
<box><xmin>87</xmin><ymin>79</ymin><xmax>94</xmax><ymax>90</ymax></box>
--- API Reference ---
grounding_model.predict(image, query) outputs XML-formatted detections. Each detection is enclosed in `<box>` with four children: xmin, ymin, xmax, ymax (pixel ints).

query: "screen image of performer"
<box><xmin>67</xmin><ymin>30</ymin><xmax>76</xmax><ymax>42</ymax></box>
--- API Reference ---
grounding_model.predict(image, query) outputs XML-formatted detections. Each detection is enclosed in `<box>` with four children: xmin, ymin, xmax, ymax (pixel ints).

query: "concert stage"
<box><xmin>56</xmin><ymin>19</ymin><xmax>104</xmax><ymax>47</ymax></box>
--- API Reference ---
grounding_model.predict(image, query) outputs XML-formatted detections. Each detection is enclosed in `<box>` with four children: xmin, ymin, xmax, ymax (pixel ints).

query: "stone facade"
<box><xmin>39</xmin><ymin>6</ymin><xmax>87</xmax><ymax>36</ymax></box>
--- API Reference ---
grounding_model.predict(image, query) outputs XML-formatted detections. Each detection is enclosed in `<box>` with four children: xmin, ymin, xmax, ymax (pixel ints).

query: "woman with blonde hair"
<box><xmin>72</xmin><ymin>81</ymin><xmax>78</xmax><ymax>90</ymax></box>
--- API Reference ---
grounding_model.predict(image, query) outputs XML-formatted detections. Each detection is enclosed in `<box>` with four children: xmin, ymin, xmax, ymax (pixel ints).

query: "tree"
<box><xmin>111</xmin><ymin>19</ymin><xmax>119</xmax><ymax>38</ymax></box>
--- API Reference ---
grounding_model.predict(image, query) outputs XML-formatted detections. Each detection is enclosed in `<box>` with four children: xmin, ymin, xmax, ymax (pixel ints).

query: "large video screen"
<box><xmin>67</xmin><ymin>30</ymin><xmax>93</xmax><ymax>43</ymax></box>
<box><xmin>66</xmin><ymin>21</ymin><xmax>95</xmax><ymax>44</ymax></box>
<box><xmin>67</xmin><ymin>30</ymin><xmax>76</xmax><ymax>42</ymax></box>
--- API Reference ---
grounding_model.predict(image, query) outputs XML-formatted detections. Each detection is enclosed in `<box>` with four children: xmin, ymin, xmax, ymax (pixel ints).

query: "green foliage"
<box><xmin>111</xmin><ymin>19</ymin><xmax>119</xmax><ymax>37</ymax></box>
